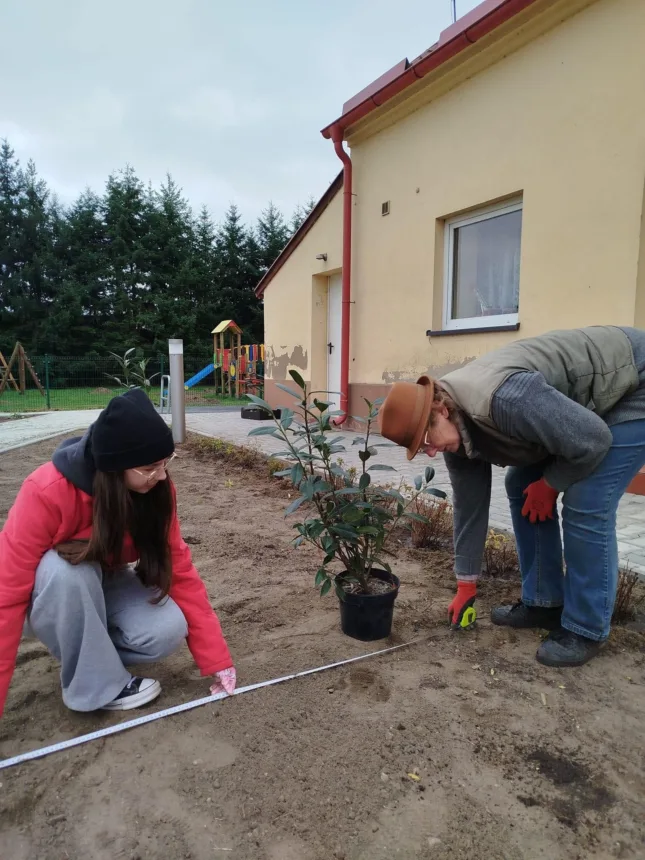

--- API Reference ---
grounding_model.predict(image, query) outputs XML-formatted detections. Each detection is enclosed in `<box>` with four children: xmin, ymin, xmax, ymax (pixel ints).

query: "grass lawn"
<box><xmin>0</xmin><ymin>386</ymin><xmax>247</xmax><ymax>413</ymax></box>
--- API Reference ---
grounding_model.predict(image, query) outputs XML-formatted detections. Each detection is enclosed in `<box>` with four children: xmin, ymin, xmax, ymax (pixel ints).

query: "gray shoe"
<box><xmin>491</xmin><ymin>601</ymin><xmax>562</xmax><ymax>631</ymax></box>
<box><xmin>536</xmin><ymin>629</ymin><xmax>602</xmax><ymax>667</ymax></box>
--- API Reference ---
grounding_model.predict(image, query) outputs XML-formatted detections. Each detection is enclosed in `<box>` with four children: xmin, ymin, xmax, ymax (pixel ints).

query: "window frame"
<box><xmin>442</xmin><ymin>198</ymin><xmax>523</xmax><ymax>332</ymax></box>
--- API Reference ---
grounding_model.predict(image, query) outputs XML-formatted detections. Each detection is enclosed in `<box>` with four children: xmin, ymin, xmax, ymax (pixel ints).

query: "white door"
<box><xmin>327</xmin><ymin>274</ymin><xmax>342</xmax><ymax>411</ymax></box>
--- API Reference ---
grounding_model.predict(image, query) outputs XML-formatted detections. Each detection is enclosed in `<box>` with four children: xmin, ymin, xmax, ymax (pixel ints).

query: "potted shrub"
<box><xmin>246</xmin><ymin>371</ymin><xmax>447</xmax><ymax>641</ymax></box>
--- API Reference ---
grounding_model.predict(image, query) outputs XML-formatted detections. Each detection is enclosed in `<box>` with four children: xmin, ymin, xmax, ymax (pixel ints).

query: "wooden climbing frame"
<box><xmin>0</xmin><ymin>342</ymin><xmax>45</xmax><ymax>398</ymax></box>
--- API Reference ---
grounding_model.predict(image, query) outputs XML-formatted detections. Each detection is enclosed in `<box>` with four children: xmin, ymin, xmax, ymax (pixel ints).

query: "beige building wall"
<box><xmin>347</xmin><ymin>0</ymin><xmax>645</xmax><ymax>388</ymax></box>
<box><xmin>263</xmin><ymin>189</ymin><xmax>343</xmax><ymax>408</ymax></box>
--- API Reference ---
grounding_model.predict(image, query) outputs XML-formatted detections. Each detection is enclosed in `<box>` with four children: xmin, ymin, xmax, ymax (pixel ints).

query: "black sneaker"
<box><xmin>102</xmin><ymin>677</ymin><xmax>161</xmax><ymax>711</ymax></box>
<box><xmin>491</xmin><ymin>601</ymin><xmax>562</xmax><ymax>631</ymax></box>
<box><xmin>536</xmin><ymin>629</ymin><xmax>602</xmax><ymax>667</ymax></box>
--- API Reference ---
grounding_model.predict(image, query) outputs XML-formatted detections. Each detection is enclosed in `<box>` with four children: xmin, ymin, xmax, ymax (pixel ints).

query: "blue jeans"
<box><xmin>505</xmin><ymin>420</ymin><xmax>645</xmax><ymax>641</ymax></box>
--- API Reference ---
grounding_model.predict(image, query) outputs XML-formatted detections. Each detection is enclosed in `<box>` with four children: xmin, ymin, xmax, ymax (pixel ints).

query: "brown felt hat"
<box><xmin>379</xmin><ymin>376</ymin><xmax>435</xmax><ymax>461</ymax></box>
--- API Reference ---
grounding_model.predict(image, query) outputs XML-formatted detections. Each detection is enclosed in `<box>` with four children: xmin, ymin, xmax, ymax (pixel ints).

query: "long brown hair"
<box><xmin>63</xmin><ymin>472</ymin><xmax>175</xmax><ymax>601</ymax></box>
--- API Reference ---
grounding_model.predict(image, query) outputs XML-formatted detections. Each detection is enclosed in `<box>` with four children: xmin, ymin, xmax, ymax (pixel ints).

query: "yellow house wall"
<box><xmin>263</xmin><ymin>189</ymin><xmax>343</xmax><ymax>398</ymax></box>
<box><xmin>347</xmin><ymin>0</ymin><xmax>645</xmax><ymax>384</ymax></box>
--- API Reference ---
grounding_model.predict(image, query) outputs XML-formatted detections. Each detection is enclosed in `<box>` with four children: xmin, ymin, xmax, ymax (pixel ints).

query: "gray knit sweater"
<box><xmin>445</xmin><ymin>326</ymin><xmax>645</xmax><ymax>580</ymax></box>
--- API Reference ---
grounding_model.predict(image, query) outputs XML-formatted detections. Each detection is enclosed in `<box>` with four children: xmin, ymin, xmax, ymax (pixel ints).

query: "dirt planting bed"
<box><xmin>0</xmin><ymin>435</ymin><xmax>644</xmax><ymax>860</ymax></box>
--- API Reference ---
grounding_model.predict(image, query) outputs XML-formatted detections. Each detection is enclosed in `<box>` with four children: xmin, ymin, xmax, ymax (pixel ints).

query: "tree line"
<box><xmin>0</xmin><ymin>139</ymin><xmax>314</xmax><ymax>359</ymax></box>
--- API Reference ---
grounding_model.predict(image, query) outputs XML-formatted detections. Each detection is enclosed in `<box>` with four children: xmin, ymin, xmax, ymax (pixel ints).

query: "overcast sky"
<box><xmin>1</xmin><ymin>0</ymin><xmax>481</xmax><ymax>223</ymax></box>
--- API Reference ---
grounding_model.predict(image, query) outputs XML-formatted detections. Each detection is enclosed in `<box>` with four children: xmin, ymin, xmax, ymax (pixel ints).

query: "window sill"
<box><xmin>426</xmin><ymin>323</ymin><xmax>520</xmax><ymax>337</ymax></box>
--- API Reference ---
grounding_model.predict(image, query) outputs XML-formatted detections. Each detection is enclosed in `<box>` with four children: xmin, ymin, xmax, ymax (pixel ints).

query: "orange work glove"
<box><xmin>521</xmin><ymin>478</ymin><xmax>559</xmax><ymax>524</ymax></box>
<box><xmin>448</xmin><ymin>580</ymin><xmax>477</xmax><ymax>628</ymax></box>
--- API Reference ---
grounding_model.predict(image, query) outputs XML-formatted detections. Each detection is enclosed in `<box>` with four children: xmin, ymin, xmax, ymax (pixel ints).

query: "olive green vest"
<box><xmin>439</xmin><ymin>326</ymin><xmax>638</xmax><ymax>466</ymax></box>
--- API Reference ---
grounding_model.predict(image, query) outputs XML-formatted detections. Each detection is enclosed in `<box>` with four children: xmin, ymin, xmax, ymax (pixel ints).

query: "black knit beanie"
<box><xmin>91</xmin><ymin>389</ymin><xmax>175</xmax><ymax>472</ymax></box>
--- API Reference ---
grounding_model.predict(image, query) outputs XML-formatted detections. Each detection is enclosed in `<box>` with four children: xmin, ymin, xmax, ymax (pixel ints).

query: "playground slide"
<box><xmin>184</xmin><ymin>363</ymin><xmax>215</xmax><ymax>389</ymax></box>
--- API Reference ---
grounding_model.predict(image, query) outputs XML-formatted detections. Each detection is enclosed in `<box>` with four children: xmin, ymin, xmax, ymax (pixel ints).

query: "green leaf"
<box><xmin>248</xmin><ymin>426</ymin><xmax>280</xmax><ymax>437</ymax></box>
<box><xmin>334</xmin><ymin>487</ymin><xmax>363</xmax><ymax>496</ymax></box>
<box><xmin>315</xmin><ymin>568</ymin><xmax>327</xmax><ymax>586</ymax></box>
<box><xmin>414</xmin><ymin>475</ymin><xmax>422</xmax><ymax>491</ymax></box>
<box><xmin>275</xmin><ymin>383</ymin><xmax>302</xmax><ymax>399</ymax></box>
<box><xmin>321</xmin><ymin>536</ymin><xmax>336</xmax><ymax>554</ymax></box>
<box><xmin>357</xmin><ymin>526</ymin><xmax>380</xmax><ymax>536</ymax></box>
<box><xmin>330</xmin><ymin>525</ymin><xmax>359</xmax><ymax>543</ymax></box>
<box><xmin>323</xmin><ymin>552</ymin><xmax>336</xmax><ymax>565</ymax></box>
<box><xmin>358</xmin><ymin>450</ymin><xmax>371</xmax><ymax>462</ymax></box>
<box><xmin>334</xmin><ymin>579</ymin><xmax>347</xmax><ymax>602</ymax></box>
<box><xmin>352</xmin><ymin>437</ymin><xmax>367</xmax><ymax>446</ymax></box>
<box><xmin>425</xmin><ymin>466</ymin><xmax>435</xmax><ymax>483</ymax></box>
<box><xmin>368</xmin><ymin>464</ymin><xmax>396</xmax><ymax>472</ymax></box>
<box><xmin>289</xmin><ymin>369</ymin><xmax>306</xmax><ymax>389</ymax></box>
<box><xmin>313</xmin><ymin>481</ymin><xmax>334</xmax><ymax>494</ymax></box>
<box><xmin>342</xmin><ymin>507</ymin><xmax>364</xmax><ymax>525</ymax></box>
<box><xmin>373</xmin><ymin>397</ymin><xmax>385</xmax><ymax>406</ymax></box>
<box><xmin>313</xmin><ymin>399</ymin><xmax>333</xmax><ymax>412</ymax></box>
<box><xmin>301</xmin><ymin>476</ymin><xmax>316</xmax><ymax>501</ymax></box>
<box><xmin>359</xmin><ymin>473</ymin><xmax>371</xmax><ymax>490</ymax></box>
<box><xmin>280</xmin><ymin>408</ymin><xmax>295</xmax><ymax>430</ymax></box>
<box><xmin>272</xmin><ymin>469</ymin><xmax>292</xmax><ymax>478</ymax></box>
<box><xmin>293</xmin><ymin>536</ymin><xmax>305</xmax><ymax>548</ymax></box>
<box><xmin>320</xmin><ymin>579</ymin><xmax>332</xmax><ymax>597</ymax></box>
<box><xmin>291</xmin><ymin>464</ymin><xmax>305</xmax><ymax>485</ymax></box>
<box><xmin>285</xmin><ymin>495</ymin><xmax>307</xmax><ymax>515</ymax></box>
<box><xmin>424</xmin><ymin>488</ymin><xmax>448</xmax><ymax>499</ymax></box>
<box><xmin>306</xmin><ymin>521</ymin><xmax>326</xmax><ymax>539</ymax></box>
<box><xmin>246</xmin><ymin>394</ymin><xmax>273</xmax><ymax>412</ymax></box>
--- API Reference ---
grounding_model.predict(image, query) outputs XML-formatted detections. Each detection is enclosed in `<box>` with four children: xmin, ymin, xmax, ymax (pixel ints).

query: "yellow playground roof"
<box><xmin>211</xmin><ymin>320</ymin><xmax>242</xmax><ymax>335</ymax></box>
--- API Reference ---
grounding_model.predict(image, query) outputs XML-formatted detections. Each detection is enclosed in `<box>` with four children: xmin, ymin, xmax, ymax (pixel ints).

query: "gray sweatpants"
<box><xmin>25</xmin><ymin>550</ymin><xmax>188</xmax><ymax>711</ymax></box>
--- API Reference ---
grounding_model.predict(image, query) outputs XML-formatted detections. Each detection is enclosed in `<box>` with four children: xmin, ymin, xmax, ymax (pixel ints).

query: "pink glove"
<box><xmin>210</xmin><ymin>667</ymin><xmax>236</xmax><ymax>696</ymax></box>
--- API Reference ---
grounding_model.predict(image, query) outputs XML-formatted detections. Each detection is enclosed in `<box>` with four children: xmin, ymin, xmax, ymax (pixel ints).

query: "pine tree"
<box><xmin>0</xmin><ymin>136</ymin><xmax>316</xmax><ymax>357</ymax></box>
<box><xmin>101</xmin><ymin>166</ymin><xmax>154</xmax><ymax>350</ymax></box>
<box><xmin>290</xmin><ymin>195</ymin><xmax>317</xmax><ymax>233</ymax></box>
<box><xmin>0</xmin><ymin>140</ymin><xmax>25</xmax><ymax>349</ymax></box>
<box><xmin>256</xmin><ymin>201</ymin><xmax>290</xmax><ymax>274</ymax></box>
<box><xmin>215</xmin><ymin>204</ymin><xmax>263</xmax><ymax>342</ymax></box>
<box><xmin>185</xmin><ymin>206</ymin><xmax>221</xmax><ymax>355</ymax></box>
<box><xmin>140</xmin><ymin>174</ymin><xmax>196</xmax><ymax>352</ymax></box>
<box><xmin>43</xmin><ymin>189</ymin><xmax>108</xmax><ymax>354</ymax></box>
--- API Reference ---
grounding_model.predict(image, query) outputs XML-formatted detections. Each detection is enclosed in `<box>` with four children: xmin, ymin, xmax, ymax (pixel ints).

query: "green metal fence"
<box><xmin>0</xmin><ymin>354</ymin><xmax>261</xmax><ymax>413</ymax></box>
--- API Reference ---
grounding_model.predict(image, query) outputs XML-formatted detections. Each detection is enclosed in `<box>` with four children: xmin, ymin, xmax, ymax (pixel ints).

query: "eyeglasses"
<box><xmin>132</xmin><ymin>452</ymin><xmax>176</xmax><ymax>483</ymax></box>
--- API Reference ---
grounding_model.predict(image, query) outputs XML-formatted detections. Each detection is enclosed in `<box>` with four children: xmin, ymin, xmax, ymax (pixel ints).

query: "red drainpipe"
<box><xmin>330</xmin><ymin>125</ymin><xmax>352</xmax><ymax>426</ymax></box>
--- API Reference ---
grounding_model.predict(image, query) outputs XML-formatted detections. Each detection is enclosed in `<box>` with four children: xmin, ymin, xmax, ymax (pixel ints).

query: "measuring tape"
<box><xmin>0</xmin><ymin>640</ymin><xmax>417</xmax><ymax>772</ymax></box>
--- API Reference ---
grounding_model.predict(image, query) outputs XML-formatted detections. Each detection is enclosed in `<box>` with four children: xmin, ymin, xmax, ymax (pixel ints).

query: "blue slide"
<box><xmin>184</xmin><ymin>363</ymin><xmax>215</xmax><ymax>389</ymax></box>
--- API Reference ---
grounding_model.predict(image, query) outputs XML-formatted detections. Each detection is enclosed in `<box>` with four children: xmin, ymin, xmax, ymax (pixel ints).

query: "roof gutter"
<box><xmin>321</xmin><ymin>0</ymin><xmax>539</xmax><ymax>141</ymax></box>
<box><xmin>329</xmin><ymin>127</ymin><xmax>353</xmax><ymax>426</ymax></box>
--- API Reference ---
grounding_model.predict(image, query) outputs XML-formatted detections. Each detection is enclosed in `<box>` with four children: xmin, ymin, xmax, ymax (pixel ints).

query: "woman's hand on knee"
<box><xmin>210</xmin><ymin>666</ymin><xmax>236</xmax><ymax>696</ymax></box>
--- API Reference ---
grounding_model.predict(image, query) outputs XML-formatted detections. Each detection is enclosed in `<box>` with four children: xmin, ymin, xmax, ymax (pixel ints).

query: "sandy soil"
<box><xmin>0</xmin><ymin>435</ymin><xmax>644</xmax><ymax>860</ymax></box>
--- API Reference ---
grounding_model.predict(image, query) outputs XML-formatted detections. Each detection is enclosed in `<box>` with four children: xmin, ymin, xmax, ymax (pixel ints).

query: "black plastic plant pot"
<box><xmin>241</xmin><ymin>406</ymin><xmax>282</xmax><ymax>421</ymax></box>
<box><xmin>336</xmin><ymin>569</ymin><xmax>400</xmax><ymax>642</ymax></box>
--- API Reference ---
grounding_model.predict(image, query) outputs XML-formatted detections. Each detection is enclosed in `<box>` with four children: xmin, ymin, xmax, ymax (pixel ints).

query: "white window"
<box><xmin>443</xmin><ymin>199</ymin><xmax>522</xmax><ymax>331</ymax></box>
